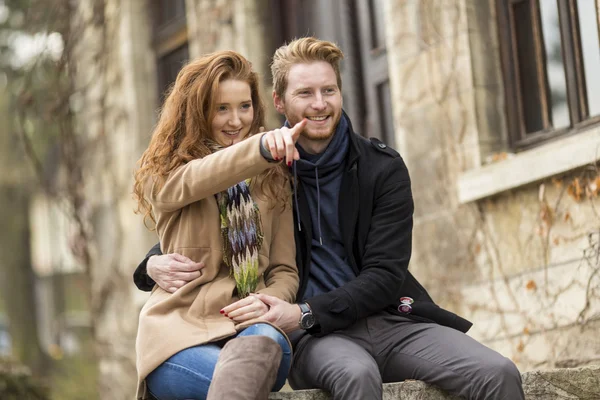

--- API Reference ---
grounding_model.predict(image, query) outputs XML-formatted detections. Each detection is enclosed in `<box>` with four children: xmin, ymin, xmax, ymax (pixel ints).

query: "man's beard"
<box><xmin>301</xmin><ymin>130</ymin><xmax>334</xmax><ymax>142</ymax></box>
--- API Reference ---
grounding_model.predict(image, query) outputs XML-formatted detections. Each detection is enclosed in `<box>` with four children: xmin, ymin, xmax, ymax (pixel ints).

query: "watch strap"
<box><xmin>299</xmin><ymin>302</ymin><xmax>311</xmax><ymax>315</ymax></box>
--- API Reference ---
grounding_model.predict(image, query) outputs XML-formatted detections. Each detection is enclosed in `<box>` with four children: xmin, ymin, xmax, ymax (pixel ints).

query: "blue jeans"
<box><xmin>145</xmin><ymin>323</ymin><xmax>291</xmax><ymax>400</ymax></box>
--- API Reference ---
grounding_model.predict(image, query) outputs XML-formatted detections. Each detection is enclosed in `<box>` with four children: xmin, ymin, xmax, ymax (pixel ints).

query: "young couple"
<box><xmin>133</xmin><ymin>37</ymin><xmax>525</xmax><ymax>400</ymax></box>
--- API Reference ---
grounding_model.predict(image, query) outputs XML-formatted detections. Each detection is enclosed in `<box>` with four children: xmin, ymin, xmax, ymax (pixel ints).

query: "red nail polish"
<box><xmin>220</xmin><ymin>310</ymin><xmax>224</xmax><ymax>314</ymax></box>
<box><xmin>224</xmin><ymin>313</ymin><xmax>229</xmax><ymax>317</ymax></box>
<box><xmin>287</xmin><ymin>161</ymin><xmax>292</xmax><ymax>167</ymax></box>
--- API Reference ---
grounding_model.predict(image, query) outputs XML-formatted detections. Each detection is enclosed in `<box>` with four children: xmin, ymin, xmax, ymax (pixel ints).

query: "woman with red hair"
<box><xmin>133</xmin><ymin>50</ymin><xmax>305</xmax><ymax>400</ymax></box>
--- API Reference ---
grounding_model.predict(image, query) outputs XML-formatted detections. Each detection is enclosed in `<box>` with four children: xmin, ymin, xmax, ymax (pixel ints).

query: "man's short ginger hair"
<box><xmin>271</xmin><ymin>37</ymin><xmax>345</xmax><ymax>99</ymax></box>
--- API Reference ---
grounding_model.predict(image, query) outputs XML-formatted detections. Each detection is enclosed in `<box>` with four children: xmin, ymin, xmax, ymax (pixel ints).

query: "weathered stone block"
<box><xmin>268</xmin><ymin>365</ymin><xmax>600</xmax><ymax>400</ymax></box>
<box><xmin>522</xmin><ymin>365</ymin><xmax>600</xmax><ymax>399</ymax></box>
<box><xmin>269</xmin><ymin>380</ymin><xmax>462</xmax><ymax>400</ymax></box>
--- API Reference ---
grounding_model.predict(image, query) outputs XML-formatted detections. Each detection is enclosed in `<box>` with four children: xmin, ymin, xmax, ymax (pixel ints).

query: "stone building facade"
<box><xmin>32</xmin><ymin>0</ymin><xmax>598</xmax><ymax>397</ymax></box>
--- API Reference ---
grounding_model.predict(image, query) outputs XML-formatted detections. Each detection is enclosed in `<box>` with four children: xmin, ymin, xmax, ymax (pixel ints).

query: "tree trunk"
<box><xmin>0</xmin><ymin>83</ymin><xmax>50</xmax><ymax>374</ymax></box>
<box><xmin>0</xmin><ymin>185</ymin><xmax>49</xmax><ymax>375</ymax></box>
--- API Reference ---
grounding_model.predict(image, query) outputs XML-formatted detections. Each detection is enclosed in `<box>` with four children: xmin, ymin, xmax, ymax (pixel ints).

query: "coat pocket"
<box><xmin>174</xmin><ymin>246</ymin><xmax>220</xmax><ymax>283</ymax></box>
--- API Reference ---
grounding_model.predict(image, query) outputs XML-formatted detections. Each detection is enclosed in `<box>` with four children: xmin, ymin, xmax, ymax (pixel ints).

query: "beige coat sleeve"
<box><xmin>150</xmin><ymin>134</ymin><xmax>274</xmax><ymax>212</ymax></box>
<box><xmin>256</xmin><ymin>203</ymin><xmax>298</xmax><ymax>303</ymax></box>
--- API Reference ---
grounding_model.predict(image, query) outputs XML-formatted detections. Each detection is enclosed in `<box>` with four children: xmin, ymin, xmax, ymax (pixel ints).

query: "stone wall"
<box><xmin>384</xmin><ymin>0</ymin><xmax>600</xmax><ymax>371</ymax></box>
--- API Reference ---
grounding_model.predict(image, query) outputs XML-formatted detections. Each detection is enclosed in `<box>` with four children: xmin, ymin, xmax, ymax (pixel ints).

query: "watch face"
<box><xmin>301</xmin><ymin>313</ymin><xmax>315</xmax><ymax>329</ymax></box>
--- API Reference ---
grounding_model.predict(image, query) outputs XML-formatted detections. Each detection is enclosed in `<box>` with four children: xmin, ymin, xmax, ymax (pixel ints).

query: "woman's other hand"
<box><xmin>261</xmin><ymin>118</ymin><xmax>307</xmax><ymax>166</ymax></box>
<box><xmin>221</xmin><ymin>294</ymin><xmax>269</xmax><ymax>322</ymax></box>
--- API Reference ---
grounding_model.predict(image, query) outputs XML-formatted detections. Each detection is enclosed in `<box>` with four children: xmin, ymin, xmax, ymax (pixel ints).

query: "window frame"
<box><xmin>496</xmin><ymin>0</ymin><xmax>600</xmax><ymax>151</ymax></box>
<box><xmin>153</xmin><ymin>0</ymin><xmax>188</xmax><ymax>57</ymax></box>
<box><xmin>268</xmin><ymin>0</ymin><xmax>395</xmax><ymax>146</ymax></box>
<box><xmin>355</xmin><ymin>0</ymin><xmax>396</xmax><ymax>147</ymax></box>
<box><xmin>151</xmin><ymin>0</ymin><xmax>189</xmax><ymax>100</ymax></box>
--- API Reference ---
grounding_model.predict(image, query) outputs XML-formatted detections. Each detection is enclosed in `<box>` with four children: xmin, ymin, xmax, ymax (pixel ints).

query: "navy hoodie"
<box><xmin>291</xmin><ymin>115</ymin><xmax>357</xmax><ymax>301</ymax></box>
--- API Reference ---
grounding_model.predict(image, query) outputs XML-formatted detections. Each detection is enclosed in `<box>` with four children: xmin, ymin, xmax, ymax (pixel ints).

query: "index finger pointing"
<box><xmin>290</xmin><ymin>118</ymin><xmax>307</xmax><ymax>141</ymax></box>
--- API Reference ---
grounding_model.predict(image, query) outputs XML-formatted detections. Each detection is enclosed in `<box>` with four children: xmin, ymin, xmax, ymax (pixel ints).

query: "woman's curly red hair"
<box><xmin>133</xmin><ymin>51</ymin><xmax>289</xmax><ymax>228</ymax></box>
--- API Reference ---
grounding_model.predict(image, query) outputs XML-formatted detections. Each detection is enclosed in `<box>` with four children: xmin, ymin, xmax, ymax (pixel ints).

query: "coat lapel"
<box><xmin>294</xmin><ymin>179</ymin><xmax>313</xmax><ymax>298</ymax></box>
<box><xmin>338</xmin><ymin>161</ymin><xmax>360</xmax><ymax>274</ymax></box>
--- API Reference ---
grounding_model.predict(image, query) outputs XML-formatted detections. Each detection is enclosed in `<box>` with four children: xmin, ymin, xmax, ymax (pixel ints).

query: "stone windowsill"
<box><xmin>457</xmin><ymin>126</ymin><xmax>600</xmax><ymax>204</ymax></box>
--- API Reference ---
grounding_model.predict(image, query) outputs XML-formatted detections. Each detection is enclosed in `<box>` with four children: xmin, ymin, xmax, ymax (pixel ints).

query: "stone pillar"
<box><xmin>384</xmin><ymin>0</ymin><xmax>482</xmax><ymax>299</ymax></box>
<box><xmin>71</xmin><ymin>0</ymin><xmax>158</xmax><ymax>397</ymax></box>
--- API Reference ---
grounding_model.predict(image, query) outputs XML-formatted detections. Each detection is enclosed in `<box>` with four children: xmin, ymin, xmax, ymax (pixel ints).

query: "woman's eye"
<box><xmin>218</xmin><ymin>106</ymin><xmax>228</xmax><ymax>112</ymax></box>
<box><xmin>241</xmin><ymin>103</ymin><xmax>252</xmax><ymax>110</ymax></box>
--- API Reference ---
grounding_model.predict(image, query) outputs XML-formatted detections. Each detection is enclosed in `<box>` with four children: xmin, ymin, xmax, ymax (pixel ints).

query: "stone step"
<box><xmin>269</xmin><ymin>365</ymin><xmax>600</xmax><ymax>400</ymax></box>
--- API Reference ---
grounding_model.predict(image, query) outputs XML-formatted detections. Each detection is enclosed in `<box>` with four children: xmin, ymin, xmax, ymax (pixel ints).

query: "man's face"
<box><xmin>274</xmin><ymin>61</ymin><xmax>342</xmax><ymax>146</ymax></box>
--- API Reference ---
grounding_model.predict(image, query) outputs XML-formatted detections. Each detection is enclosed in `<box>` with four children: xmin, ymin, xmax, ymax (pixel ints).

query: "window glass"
<box><xmin>539</xmin><ymin>0</ymin><xmax>570</xmax><ymax>129</ymax></box>
<box><xmin>577</xmin><ymin>0</ymin><xmax>600</xmax><ymax>117</ymax></box>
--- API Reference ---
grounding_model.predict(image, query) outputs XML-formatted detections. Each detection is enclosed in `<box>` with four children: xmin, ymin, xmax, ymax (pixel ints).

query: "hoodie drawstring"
<box><xmin>315</xmin><ymin>167</ymin><xmax>323</xmax><ymax>245</ymax></box>
<box><xmin>293</xmin><ymin>160</ymin><xmax>323</xmax><ymax>245</ymax></box>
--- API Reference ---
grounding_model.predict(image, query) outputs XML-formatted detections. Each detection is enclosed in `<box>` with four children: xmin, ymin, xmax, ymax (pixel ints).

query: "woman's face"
<box><xmin>210</xmin><ymin>79</ymin><xmax>254</xmax><ymax>146</ymax></box>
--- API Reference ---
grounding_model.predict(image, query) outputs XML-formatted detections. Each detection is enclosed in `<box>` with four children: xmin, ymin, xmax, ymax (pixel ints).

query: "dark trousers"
<box><xmin>288</xmin><ymin>311</ymin><xmax>524</xmax><ymax>400</ymax></box>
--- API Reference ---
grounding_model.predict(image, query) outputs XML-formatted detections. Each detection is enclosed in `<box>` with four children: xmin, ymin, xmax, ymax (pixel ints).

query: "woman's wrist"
<box><xmin>259</xmin><ymin>134</ymin><xmax>277</xmax><ymax>162</ymax></box>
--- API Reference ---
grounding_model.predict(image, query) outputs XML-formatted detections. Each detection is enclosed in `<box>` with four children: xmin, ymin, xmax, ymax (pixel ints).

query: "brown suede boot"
<box><xmin>207</xmin><ymin>335</ymin><xmax>282</xmax><ymax>400</ymax></box>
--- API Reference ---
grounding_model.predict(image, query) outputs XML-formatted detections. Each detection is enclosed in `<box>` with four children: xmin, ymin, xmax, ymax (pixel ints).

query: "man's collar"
<box><xmin>343</xmin><ymin>110</ymin><xmax>361</xmax><ymax>167</ymax></box>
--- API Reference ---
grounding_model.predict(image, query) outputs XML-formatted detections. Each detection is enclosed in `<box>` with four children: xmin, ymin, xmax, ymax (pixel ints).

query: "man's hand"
<box><xmin>253</xmin><ymin>293</ymin><xmax>302</xmax><ymax>333</ymax></box>
<box><xmin>221</xmin><ymin>295</ymin><xmax>269</xmax><ymax>322</ymax></box>
<box><xmin>147</xmin><ymin>253</ymin><xmax>204</xmax><ymax>293</ymax></box>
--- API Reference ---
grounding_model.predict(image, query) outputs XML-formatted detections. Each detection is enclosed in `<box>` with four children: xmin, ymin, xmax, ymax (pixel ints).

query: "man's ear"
<box><xmin>273</xmin><ymin>90</ymin><xmax>285</xmax><ymax>115</ymax></box>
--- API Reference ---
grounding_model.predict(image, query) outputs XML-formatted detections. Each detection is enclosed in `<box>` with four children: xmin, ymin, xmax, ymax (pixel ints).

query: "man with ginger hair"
<box><xmin>134</xmin><ymin>37</ymin><xmax>525</xmax><ymax>400</ymax></box>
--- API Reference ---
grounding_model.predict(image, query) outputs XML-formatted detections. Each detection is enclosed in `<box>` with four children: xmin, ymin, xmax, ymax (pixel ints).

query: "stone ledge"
<box><xmin>269</xmin><ymin>365</ymin><xmax>600</xmax><ymax>400</ymax></box>
<box><xmin>456</xmin><ymin>125</ymin><xmax>600</xmax><ymax>203</ymax></box>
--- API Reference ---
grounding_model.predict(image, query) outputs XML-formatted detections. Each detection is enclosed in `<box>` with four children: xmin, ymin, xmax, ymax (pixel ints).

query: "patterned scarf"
<box><xmin>211</xmin><ymin>144</ymin><xmax>264</xmax><ymax>298</ymax></box>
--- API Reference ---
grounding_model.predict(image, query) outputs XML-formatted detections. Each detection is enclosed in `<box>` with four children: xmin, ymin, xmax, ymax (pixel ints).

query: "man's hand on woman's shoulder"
<box><xmin>147</xmin><ymin>253</ymin><xmax>204</xmax><ymax>293</ymax></box>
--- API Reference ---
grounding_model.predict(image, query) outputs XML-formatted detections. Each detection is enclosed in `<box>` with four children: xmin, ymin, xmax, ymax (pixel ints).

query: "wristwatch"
<box><xmin>298</xmin><ymin>302</ymin><xmax>315</xmax><ymax>330</ymax></box>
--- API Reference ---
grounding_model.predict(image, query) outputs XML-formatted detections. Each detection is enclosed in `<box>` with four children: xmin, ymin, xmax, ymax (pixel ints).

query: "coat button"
<box><xmin>378</xmin><ymin>143</ymin><xmax>387</xmax><ymax>149</ymax></box>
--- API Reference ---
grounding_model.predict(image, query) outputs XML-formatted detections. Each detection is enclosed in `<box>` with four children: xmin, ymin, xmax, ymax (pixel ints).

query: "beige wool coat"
<box><xmin>135</xmin><ymin>134</ymin><xmax>299</xmax><ymax>399</ymax></box>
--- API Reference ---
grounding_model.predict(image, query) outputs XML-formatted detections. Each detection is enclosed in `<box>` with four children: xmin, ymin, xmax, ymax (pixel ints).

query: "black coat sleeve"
<box><xmin>307</xmin><ymin>157</ymin><xmax>414</xmax><ymax>335</ymax></box>
<box><xmin>133</xmin><ymin>242</ymin><xmax>162</xmax><ymax>291</ymax></box>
